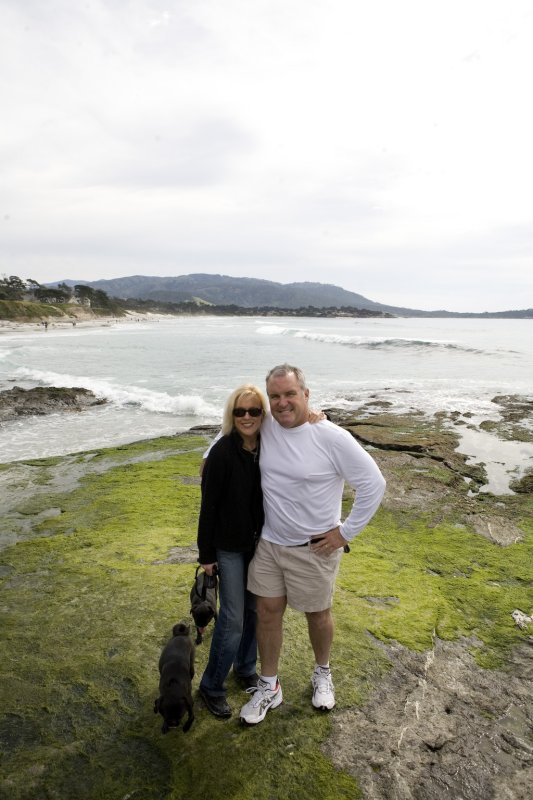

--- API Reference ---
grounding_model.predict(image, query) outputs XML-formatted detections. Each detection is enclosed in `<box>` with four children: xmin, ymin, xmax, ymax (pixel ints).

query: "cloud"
<box><xmin>1</xmin><ymin>0</ymin><xmax>532</xmax><ymax>311</ymax></box>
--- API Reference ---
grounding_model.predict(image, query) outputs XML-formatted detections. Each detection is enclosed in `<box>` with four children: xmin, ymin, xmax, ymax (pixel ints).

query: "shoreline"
<box><xmin>0</xmin><ymin>310</ymin><xmax>174</xmax><ymax>335</ymax></box>
<box><xmin>0</xmin><ymin>392</ymin><xmax>531</xmax><ymax>496</ymax></box>
<box><xmin>3</xmin><ymin>311</ymin><xmax>533</xmax><ymax>336</ymax></box>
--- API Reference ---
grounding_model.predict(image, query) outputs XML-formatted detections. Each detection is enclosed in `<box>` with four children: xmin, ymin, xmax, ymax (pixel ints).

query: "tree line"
<box><xmin>0</xmin><ymin>275</ymin><xmax>120</xmax><ymax>311</ymax></box>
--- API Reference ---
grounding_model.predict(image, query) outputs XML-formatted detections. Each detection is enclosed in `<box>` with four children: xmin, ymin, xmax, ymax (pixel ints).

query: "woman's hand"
<box><xmin>201</xmin><ymin>562</ymin><xmax>217</xmax><ymax>576</ymax></box>
<box><xmin>308</xmin><ymin>408</ymin><xmax>326</xmax><ymax>423</ymax></box>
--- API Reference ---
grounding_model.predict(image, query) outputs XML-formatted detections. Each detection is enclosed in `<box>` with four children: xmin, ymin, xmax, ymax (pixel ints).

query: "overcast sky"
<box><xmin>1</xmin><ymin>1</ymin><xmax>532</xmax><ymax>312</ymax></box>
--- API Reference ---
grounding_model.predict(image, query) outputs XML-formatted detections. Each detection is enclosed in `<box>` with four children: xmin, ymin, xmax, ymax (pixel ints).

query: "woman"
<box><xmin>197</xmin><ymin>383</ymin><xmax>266</xmax><ymax>718</ymax></box>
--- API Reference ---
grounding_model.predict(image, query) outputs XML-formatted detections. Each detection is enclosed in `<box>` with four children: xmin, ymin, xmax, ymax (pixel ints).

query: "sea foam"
<box><xmin>255</xmin><ymin>325</ymin><xmax>484</xmax><ymax>353</ymax></box>
<box><xmin>14</xmin><ymin>367</ymin><xmax>218</xmax><ymax>416</ymax></box>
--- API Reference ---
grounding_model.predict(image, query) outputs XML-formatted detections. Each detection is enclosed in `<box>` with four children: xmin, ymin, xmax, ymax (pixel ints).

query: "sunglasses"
<box><xmin>232</xmin><ymin>407</ymin><xmax>263</xmax><ymax>418</ymax></box>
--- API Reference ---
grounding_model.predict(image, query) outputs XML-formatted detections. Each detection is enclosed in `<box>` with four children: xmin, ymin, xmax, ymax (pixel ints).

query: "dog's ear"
<box><xmin>154</xmin><ymin>698</ymin><xmax>161</xmax><ymax>714</ymax></box>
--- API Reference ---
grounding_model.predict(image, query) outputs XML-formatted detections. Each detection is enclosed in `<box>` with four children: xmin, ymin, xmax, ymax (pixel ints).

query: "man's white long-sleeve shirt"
<box><xmin>259</xmin><ymin>415</ymin><xmax>385</xmax><ymax>545</ymax></box>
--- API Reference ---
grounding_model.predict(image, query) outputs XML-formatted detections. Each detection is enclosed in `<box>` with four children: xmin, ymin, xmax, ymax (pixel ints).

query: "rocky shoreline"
<box><xmin>1</xmin><ymin>384</ymin><xmax>531</xmax><ymax>499</ymax></box>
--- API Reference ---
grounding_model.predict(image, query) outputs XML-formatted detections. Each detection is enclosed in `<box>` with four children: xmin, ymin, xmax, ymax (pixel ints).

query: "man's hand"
<box><xmin>310</xmin><ymin>527</ymin><xmax>347</xmax><ymax>556</ymax></box>
<box><xmin>308</xmin><ymin>408</ymin><xmax>326</xmax><ymax>423</ymax></box>
<box><xmin>201</xmin><ymin>562</ymin><xmax>217</xmax><ymax>575</ymax></box>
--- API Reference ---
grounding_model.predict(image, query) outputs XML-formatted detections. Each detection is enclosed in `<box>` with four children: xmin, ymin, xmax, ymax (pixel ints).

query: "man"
<box><xmin>239</xmin><ymin>364</ymin><xmax>386</xmax><ymax>725</ymax></box>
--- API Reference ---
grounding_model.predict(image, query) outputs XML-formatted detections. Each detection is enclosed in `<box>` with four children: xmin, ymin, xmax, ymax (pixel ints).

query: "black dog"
<box><xmin>190</xmin><ymin>566</ymin><xmax>218</xmax><ymax>644</ymax></box>
<box><xmin>154</xmin><ymin>623</ymin><xmax>195</xmax><ymax>734</ymax></box>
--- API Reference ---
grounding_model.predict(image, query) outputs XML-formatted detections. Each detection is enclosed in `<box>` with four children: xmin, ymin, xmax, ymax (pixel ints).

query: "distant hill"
<box><xmin>49</xmin><ymin>274</ymin><xmax>533</xmax><ymax>318</ymax></box>
<box><xmin>52</xmin><ymin>274</ymin><xmax>397</xmax><ymax>310</ymax></box>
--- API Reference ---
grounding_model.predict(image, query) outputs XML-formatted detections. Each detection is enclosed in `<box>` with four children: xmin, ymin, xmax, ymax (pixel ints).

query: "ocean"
<box><xmin>1</xmin><ymin>316</ymin><xmax>532</xmax><ymax>492</ymax></box>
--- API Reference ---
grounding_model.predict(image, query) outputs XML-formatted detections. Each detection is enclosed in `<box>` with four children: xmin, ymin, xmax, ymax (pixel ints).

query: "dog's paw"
<box><xmin>183</xmin><ymin>714</ymin><xmax>194</xmax><ymax>733</ymax></box>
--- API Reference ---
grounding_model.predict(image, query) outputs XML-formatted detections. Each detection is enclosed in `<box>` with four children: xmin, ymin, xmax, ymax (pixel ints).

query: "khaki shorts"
<box><xmin>247</xmin><ymin>537</ymin><xmax>342</xmax><ymax>613</ymax></box>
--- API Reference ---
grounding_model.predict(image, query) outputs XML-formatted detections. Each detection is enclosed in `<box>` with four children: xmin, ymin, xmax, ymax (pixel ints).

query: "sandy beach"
<box><xmin>0</xmin><ymin>310</ymin><xmax>174</xmax><ymax>335</ymax></box>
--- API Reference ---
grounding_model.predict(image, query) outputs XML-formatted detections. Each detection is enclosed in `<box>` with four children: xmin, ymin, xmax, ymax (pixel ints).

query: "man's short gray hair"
<box><xmin>265</xmin><ymin>363</ymin><xmax>307</xmax><ymax>390</ymax></box>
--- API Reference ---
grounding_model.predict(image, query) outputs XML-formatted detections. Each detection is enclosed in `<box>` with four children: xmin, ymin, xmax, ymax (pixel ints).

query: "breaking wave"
<box><xmin>14</xmin><ymin>367</ymin><xmax>218</xmax><ymax>417</ymax></box>
<box><xmin>255</xmin><ymin>325</ymin><xmax>485</xmax><ymax>354</ymax></box>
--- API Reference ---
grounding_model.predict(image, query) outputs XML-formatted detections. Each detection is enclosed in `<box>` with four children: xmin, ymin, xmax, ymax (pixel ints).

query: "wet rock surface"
<box><xmin>487</xmin><ymin>396</ymin><xmax>533</xmax><ymax>443</ymax></box>
<box><xmin>509</xmin><ymin>469</ymin><xmax>533</xmax><ymax>494</ymax></box>
<box><xmin>0</xmin><ymin>386</ymin><xmax>107</xmax><ymax>421</ymax></box>
<box><xmin>323</xmin><ymin>637</ymin><xmax>533</xmax><ymax>800</ymax></box>
<box><xmin>326</xmin><ymin>408</ymin><xmax>486</xmax><ymax>485</ymax></box>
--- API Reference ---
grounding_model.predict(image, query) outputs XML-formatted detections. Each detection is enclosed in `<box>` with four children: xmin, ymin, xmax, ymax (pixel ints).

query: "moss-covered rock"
<box><xmin>486</xmin><ymin>395</ymin><xmax>533</xmax><ymax>443</ymax></box>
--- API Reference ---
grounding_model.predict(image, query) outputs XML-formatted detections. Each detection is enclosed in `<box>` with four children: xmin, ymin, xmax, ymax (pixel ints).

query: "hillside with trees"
<box><xmin>0</xmin><ymin>276</ymin><xmax>125</xmax><ymax>320</ymax></box>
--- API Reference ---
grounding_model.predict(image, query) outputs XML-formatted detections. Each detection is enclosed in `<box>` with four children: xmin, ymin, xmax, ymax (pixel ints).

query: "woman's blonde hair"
<box><xmin>221</xmin><ymin>383</ymin><xmax>268</xmax><ymax>435</ymax></box>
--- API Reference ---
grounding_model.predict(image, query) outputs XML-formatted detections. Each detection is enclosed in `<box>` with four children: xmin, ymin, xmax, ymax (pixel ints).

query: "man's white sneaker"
<box><xmin>239</xmin><ymin>678</ymin><xmax>283</xmax><ymax>724</ymax></box>
<box><xmin>311</xmin><ymin>668</ymin><xmax>335</xmax><ymax>710</ymax></box>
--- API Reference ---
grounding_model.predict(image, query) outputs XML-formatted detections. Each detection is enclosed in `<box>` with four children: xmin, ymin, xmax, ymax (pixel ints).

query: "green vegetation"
<box><xmin>0</xmin><ymin>275</ymin><xmax>125</xmax><ymax>320</ymax></box>
<box><xmin>1</xmin><ymin>433</ymin><xmax>531</xmax><ymax>799</ymax></box>
<box><xmin>337</xmin><ymin>510</ymin><xmax>532</xmax><ymax>668</ymax></box>
<box><xmin>0</xmin><ymin>299</ymin><xmax>65</xmax><ymax>321</ymax></box>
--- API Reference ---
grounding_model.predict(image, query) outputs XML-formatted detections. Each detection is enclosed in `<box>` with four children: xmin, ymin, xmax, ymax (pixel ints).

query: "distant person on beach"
<box><xmin>197</xmin><ymin>384</ymin><xmax>266</xmax><ymax>718</ymax></box>
<box><xmin>239</xmin><ymin>363</ymin><xmax>386</xmax><ymax>725</ymax></box>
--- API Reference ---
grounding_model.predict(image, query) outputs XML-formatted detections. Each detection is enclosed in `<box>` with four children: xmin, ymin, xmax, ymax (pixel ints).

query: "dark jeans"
<box><xmin>199</xmin><ymin>549</ymin><xmax>257</xmax><ymax>697</ymax></box>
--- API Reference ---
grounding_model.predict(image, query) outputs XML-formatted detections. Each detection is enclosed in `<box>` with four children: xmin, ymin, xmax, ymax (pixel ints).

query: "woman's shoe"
<box><xmin>199</xmin><ymin>688</ymin><xmax>232</xmax><ymax>718</ymax></box>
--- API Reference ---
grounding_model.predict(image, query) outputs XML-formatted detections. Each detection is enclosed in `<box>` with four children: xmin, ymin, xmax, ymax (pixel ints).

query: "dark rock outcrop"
<box><xmin>0</xmin><ymin>386</ymin><xmax>106</xmax><ymax>422</ymax></box>
<box><xmin>509</xmin><ymin>469</ymin><xmax>533</xmax><ymax>494</ymax></box>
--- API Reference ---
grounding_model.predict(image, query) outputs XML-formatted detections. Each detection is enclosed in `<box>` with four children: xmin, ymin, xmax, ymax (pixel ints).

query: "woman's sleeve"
<box><xmin>197</xmin><ymin>443</ymin><xmax>227</xmax><ymax>564</ymax></box>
